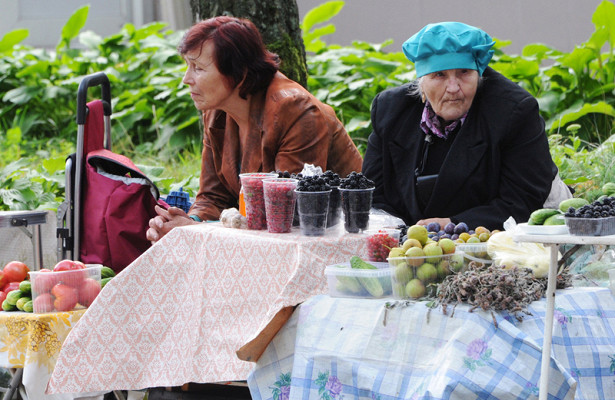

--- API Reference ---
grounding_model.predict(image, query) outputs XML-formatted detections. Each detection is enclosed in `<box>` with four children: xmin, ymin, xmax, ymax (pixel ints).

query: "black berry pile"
<box><xmin>270</xmin><ymin>170</ymin><xmax>294</xmax><ymax>179</ymax></box>
<box><xmin>564</xmin><ymin>196</ymin><xmax>615</xmax><ymax>218</ymax></box>
<box><xmin>339</xmin><ymin>172</ymin><xmax>375</xmax><ymax>189</ymax></box>
<box><xmin>321</xmin><ymin>170</ymin><xmax>341</xmax><ymax>187</ymax></box>
<box><xmin>296</xmin><ymin>176</ymin><xmax>330</xmax><ymax>192</ymax></box>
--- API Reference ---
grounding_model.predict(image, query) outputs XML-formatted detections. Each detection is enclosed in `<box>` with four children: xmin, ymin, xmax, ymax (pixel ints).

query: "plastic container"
<box><xmin>263</xmin><ymin>178</ymin><xmax>298</xmax><ymax>233</ymax></box>
<box><xmin>326</xmin><ymin>186</ymin><xmax>342</xmax><ymax>227</ymax></box>
<box><xmin>456</xmin><ymin>242</ymin><xmax>492</xmax><ymax>265</ymax></box>
<box><xmin>163</xmin><ymin>187</ymin><xmax>192</xmax><ymax>213</ymax></box>
<box><xmin>339</xmin><ymin>187</ymin><xmax>374</xmax><ymax>233</ymax></box>
<box><xmin>325</xmin><ymin>262</ymin><xmax>391</xmax><ymax>298</ymax></box>
<box><xmin>30</xmin><ymin>265</ymin><xmax>102</xmax><ymax>313</ymax></box>
<box><xmin>609</xmin><ymin>269</ymin><xmax>615</xmax><ymax>296</ymax></box>
<box><xmin>239</xmin><ymin>173</ymin><xmax>278</xmax><ymax>230</ymax></box>
<box><xmin>295</xmin><ymin>189</ymin><xmax>331</xmax><ymax>236</ymax></box>
<box><xmin>364</xmin><ymin>228</ymin><xmax>400</xmax><ymax>262</ymax></box>
<box><xmin>388</xmin><ymin>253</ymin><xmax>465</xmax><ymax>299</ymax></box>
<box><xmin>565</xmin><ymin>216</ymin><xmax>615</xmax><ymax>236</ymax></box>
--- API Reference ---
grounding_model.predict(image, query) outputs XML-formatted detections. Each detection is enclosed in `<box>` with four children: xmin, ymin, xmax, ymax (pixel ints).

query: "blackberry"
<box><xmin>296</xmin><ymin>175</ymin><xmax>331</xmax><ymax>192</ymax></box>
<box><xmin>339</xmin><ymin>171</ymin><xmax>375</xmax><ymax>189</ymax></box>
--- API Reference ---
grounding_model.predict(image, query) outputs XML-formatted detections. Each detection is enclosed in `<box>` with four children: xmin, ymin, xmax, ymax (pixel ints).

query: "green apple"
<box><xmin>438</xmin><ymin>238</ymin><xmax>456</xmax><ymax>255</ymax></box>
<box><xmin>416</xmin><ymin>262</ymin><xmax>437</xmax><ymax>283</ymax></box>
<box><xmin>404</xmin><ymin>246</ymin><xmax>425</xmax><ymax>267</ymax></box>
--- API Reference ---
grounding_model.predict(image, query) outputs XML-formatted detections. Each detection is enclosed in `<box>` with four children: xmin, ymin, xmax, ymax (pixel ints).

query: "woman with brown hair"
<box><xmin>147</xmin><ymin>16</ymin><xmax>362</xmax><ymax>242</ymax></box>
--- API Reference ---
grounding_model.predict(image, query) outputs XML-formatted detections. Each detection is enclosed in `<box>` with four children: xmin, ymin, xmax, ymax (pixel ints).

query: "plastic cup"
<box><xmin>295</xmin><ymin>189</ymin><xmax>331</xmax><ymax>236</ymax></box>
<box><xmin>263</xmin><ymin>178</ymin><xmax>298</xmax><ymax>233</ymax></box>
<box><xmin>339</xmin><ymin>187</ymin><xmax>374</xmax><ymax>233</ymax></box>
<box><xmin>365</xmin><ymin>228</ymin><xmax>401</xmax><ymax>262</ymax></box>
<box><xmin>326</xmin><ymin>186</ymin><xmax>342</xmax><ymax>227</ymax></box>
<box><xmin>239</xmin><ymin>173</ymin><xmax>278</xmax><ymax>230</ymax></box>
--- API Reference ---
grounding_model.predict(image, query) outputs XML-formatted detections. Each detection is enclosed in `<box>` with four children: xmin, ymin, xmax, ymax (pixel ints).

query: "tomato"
<box><xmin>78</xmin><ymin>278</ymin><xmax>101</xmax><ymax>307</ymax></box>
<box><xmin>0</xmin><ymin>291</ymin><xmax>6</xmax><ymax>305</ymax></box>
<box><xmin>2</xmin><ymin>282</ymin><xmax>21</xmax><ymax>294</ymax></box>
<box><xmin>53</xmin><ymin>259</ymin><xmax>85</xmax><ymax>272</ymax></box>
<box><xmin>51</xmin><ymin>283</ymin><xmax>78</xmax><ymax>312</ymax></box>
<box><xmin>3</xmin><ymin>261</ymin><xmax>29</xmax><ymax>283</ymax></box>
<box><xmin>33</xmin><ymin>293</ymin><xmax>55</xmax><ymax>313</ymax></box>
<box><xmin>31</xmin><ymin>269</ymin><xmax>58</xmax><ymax>294</ymax></box>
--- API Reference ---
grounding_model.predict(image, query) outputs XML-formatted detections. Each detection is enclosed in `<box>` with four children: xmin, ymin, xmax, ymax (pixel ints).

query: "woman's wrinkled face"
<box><xmin>421</xmin><ymin>69</ymin><xmax>479</xmax><ymax>123</ymax></box>
<box><xmin>182</xmin><ymin>40</ymin><xmax>234</xmax><ymax>111</ymax></box>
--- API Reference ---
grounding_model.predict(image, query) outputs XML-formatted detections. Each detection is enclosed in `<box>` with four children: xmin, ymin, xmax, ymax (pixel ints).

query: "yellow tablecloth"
<box><xmin>0</xmin><ymin>309</ymin><xmax>87</xmax><ymax>400</ymax></box>
<box><xmin>47</xmin><ymin>222</ymin><xmax>370</xmax><ymax>394</ymax></box>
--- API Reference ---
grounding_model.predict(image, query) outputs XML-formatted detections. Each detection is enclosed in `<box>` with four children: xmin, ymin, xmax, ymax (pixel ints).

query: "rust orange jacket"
<box><xmin>189</xmin><ymin>72</ymin><xmax>363</xmax><ymax>221</ymax></box>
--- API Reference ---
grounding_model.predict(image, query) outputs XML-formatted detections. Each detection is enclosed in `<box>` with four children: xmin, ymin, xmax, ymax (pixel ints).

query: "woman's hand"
<box><xmin>146</xmin><ymin>205</ymin><xmax>198</xmax><ymax>244</ymax></box>
<box><xmin>416</xmin><ymin>217</ymin><xmax>452</xmax><ymax>229</ymax></box>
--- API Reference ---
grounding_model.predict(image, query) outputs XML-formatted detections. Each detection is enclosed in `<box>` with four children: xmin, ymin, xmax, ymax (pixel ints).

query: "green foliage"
<box><xmin>2</xmin><ymin>1</ymin><xmax>615</xmax><ymax>210</ymax></box>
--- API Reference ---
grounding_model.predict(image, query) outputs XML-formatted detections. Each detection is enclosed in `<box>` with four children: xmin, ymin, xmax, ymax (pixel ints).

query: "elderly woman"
<box><xmin>362</xmin><ymin>22</ymin><xmax>570</xmax><ymax>230</ymax></box>
<box><xmin>147</xmin><ymin>16</ymin><xmax>362</xmax><ymax>242</ymax></box>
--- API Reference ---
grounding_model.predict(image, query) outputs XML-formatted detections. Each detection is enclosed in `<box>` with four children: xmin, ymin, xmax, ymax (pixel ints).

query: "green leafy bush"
<box><xmin>1</xmin><ymin>1</ymin><xmax>615</xmax><ymax>211</ymax></box>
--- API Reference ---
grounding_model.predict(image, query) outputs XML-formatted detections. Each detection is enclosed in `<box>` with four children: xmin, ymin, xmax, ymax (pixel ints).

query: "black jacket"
<box><xmin>362</xmin><ymin>67</ymin><xmax>557</xmax><ymax>230</ymax></box>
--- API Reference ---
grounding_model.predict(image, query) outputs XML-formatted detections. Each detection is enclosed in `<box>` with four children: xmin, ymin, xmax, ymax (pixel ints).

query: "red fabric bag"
<box><xmin>79</xmin><ymin>148</ymin><xmax>159</xmax><ymax>273</ymax></box>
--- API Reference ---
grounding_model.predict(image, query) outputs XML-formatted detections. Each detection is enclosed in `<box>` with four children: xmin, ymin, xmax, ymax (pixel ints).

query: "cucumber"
<box><xmin>558</xmin><ymin>198</ymin><xmax>589</xmax><ymax>213</ymax></box>
<box><xmin>336</xmin><ymin>275</ymin><xmax>364</xmax><ymax>294</ymax></box>
<box><xmin>349</xmin><ymin>256</ymin><xmax>384</xmax><ymax>297</ymax></box>
<box><xmin>101</xmin><ymin>266</ymin><xmax>116</xmax><ymax>279</ymax></box>
<box><xmin>528</xmin><ymin>208</ymin><xmax>561</xmax><ymax>225</ymax></box>
<box><xmin>544</xmin><ymin>213</ymin><xmax>566</xmax><ymax>225</ymax></box>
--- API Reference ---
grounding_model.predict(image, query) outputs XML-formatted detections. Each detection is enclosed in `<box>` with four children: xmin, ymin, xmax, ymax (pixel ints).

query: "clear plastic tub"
<box><xmin>30</xmin><ymin>265</ymin><xmax>102</xmax><ymax>313</ymax></box>
<box><xmin>387</xmin><ymin>253</ymin><xmax>465</xmax><ymax>299</ymax></box>
<box><xmin>456</xmin><ymin>242</ymin><xmax>492</xmax><ymax>265</ymax></box>
<box><xmin>565</xmin><ymin>216</ymin><xmax>615</xmax><ymax>236</ymax></box>
<box><xmin>324</xmin><ymin>262</ymin><xmax>391</xmax><ymax>298</ymax></box>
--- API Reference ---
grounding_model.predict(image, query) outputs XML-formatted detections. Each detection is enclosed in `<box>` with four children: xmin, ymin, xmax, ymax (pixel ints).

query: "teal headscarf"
<box><xmin>402</xmin><ymin>22</ymin><xmax>495</xmax><ymax>78</ymax></box>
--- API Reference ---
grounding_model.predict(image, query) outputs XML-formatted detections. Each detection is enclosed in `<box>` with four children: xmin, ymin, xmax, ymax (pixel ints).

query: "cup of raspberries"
<box><xmin>239</xmin><ymin>172</ymin><xmax>278</xmax><ymax>230</ymax></box>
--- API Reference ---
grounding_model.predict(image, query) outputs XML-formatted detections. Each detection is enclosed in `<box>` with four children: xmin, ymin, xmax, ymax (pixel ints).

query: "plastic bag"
<box><xmin>486</xmin><ymin>217</ymin><xmax>557</xmax><ymax>278</ymax></box>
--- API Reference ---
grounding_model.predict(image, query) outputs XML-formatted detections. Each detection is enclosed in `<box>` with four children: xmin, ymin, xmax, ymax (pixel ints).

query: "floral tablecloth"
<box><xmin>0</xmin><ymin>309</ymin><xmax>103</xmax><ymax>400</ymax></box>
<box><xmin>47</xmin><ymin>222</ymin><xmax>370</xmax><ymax>394</ymax></box>
<box><xmin>248</xmin><ymin>287</ymin><xmax>615</xmax><ymax>400</ymax></box>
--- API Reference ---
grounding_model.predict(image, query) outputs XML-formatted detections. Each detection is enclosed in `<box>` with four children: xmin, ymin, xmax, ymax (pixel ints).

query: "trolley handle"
<box><xmin>76</xmin><ymin>72</ymin><xmax>111</xmax><ymax>124</ymax></box>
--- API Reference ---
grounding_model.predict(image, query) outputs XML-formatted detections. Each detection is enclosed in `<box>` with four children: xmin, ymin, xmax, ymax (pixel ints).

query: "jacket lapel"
<box><xmin>425</xmin><ymin>111</ymin><xmax>487</xmax><ymax>213</ymax></box>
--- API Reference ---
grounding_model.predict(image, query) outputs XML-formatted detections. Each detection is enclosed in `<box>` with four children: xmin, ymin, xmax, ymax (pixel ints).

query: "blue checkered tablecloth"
<box><xmin>248</xmin><ymin>287</ymin><xmax>615</xmax><ymax>400</ymax></box>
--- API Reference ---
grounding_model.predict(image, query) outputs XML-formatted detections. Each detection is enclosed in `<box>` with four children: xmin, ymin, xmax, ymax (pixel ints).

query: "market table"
<box><xmin>46</xmin><ymin>222</ymin><xmax>372</xmax><ymax>395</ymax></box>
<box><xmin>248</xmin><ymin>287</ymin><xmax>615</xmax><ymax>400</ymax></box>
<box><xmin>512</xmin><ymin>231</ymin><xmax>615</xmax><ymax>400</ymax></box>
<box><xmin>0</xmin><ymin>309</ymin><xmax>103</xmax><ymax>400</ymax></box>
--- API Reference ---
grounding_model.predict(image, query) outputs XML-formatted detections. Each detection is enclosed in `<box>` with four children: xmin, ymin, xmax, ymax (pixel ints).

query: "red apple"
<box><xmin>78</xmin><ymin>278</ymin><xmax>101</xmax><ymax>307</ymax></box>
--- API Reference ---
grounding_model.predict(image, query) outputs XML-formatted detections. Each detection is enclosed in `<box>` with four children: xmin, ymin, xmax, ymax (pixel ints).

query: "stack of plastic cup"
<box><xmin>263</xmin><ymin>178</ymin><xmax>298</xmax><ymax>233</ymax></box>
<box><xmin>239</xmin><ymin>173</ymin><xmax>278</xmax><ymax>230</ymax></box>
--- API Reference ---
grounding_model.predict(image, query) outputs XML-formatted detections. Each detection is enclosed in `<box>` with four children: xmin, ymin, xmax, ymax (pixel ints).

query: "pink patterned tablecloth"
<box><xmin>46</xmin><ymin>222</ymin><xmax>369</xmax><ymax>394</ymax></box>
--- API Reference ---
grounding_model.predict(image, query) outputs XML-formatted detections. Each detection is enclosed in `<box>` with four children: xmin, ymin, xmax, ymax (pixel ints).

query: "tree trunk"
<box><xmin>189</xmin><ymin>0</ymin><xmax>307</xmax><ymax>88</ymax></box>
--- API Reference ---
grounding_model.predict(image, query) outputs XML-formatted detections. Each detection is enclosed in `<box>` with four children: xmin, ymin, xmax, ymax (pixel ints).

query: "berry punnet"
<box><xmin>295</xmin><ymin>176</ymin><xmax>331</xmax><ymax>236</ymax></box>
<box><xmin>263</xmin><ymin>178</ymin><xmax>298</xmax><ymax>233</ymax></box>
<box><xmin>564</xmin><ymin>196</ymin><xmax>615</xmax><ymax>218</ymax></box>
<box><xmin>321</xmin><ymin>170</ymin><xmax>342</xmax><ymax>227</ymax></box>
<box><xmin>339</xmin><ymin>172</ymin><xmax>375</xmax><ymax>233</ymax></box>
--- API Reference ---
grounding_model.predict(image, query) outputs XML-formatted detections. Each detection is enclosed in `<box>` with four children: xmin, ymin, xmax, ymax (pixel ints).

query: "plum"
<box><xmin>444</xmin><ymin>222</ymin><xmax>456</xmax><ymax>235</ymax></box>
<box><xmin>454</xmin><ymin>222</ymin><xmax>469</xmax><ymax>234</ymax></box>
<box><xmin>426</xmin><ymin>222</ymin><xmax>441</xmax><ymax>233</ymax></box>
